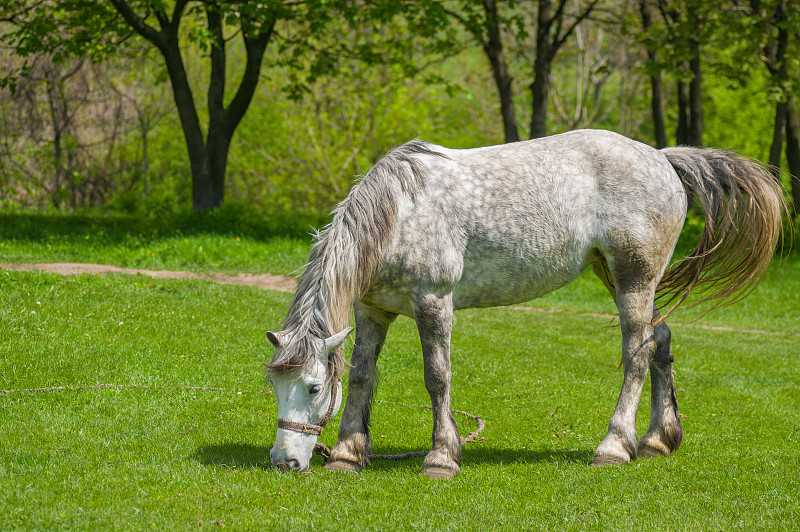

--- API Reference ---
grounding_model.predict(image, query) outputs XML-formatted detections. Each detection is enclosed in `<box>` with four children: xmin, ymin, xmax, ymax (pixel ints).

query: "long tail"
<box><xmin>656</xmin><ymin>147</ymin><xmax>787</xmax><ymax>322</ymax></box>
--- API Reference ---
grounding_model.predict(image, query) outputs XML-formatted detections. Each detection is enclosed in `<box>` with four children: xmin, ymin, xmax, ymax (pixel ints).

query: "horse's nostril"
<box><xmin>275</xmin><ymin>458</ymin><xmax>302</xmax><ymax>471</ymax></box>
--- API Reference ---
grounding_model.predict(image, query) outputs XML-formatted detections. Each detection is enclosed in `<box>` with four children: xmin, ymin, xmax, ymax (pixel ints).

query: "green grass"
<box><xmin>1</xmin><ymin>210</ymin><xmax>799</xmax><ymax>530</ymax></box>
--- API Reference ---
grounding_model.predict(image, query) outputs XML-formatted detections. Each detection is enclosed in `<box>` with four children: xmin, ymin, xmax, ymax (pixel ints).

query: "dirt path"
<box><xmin>0</xmin><ymin>262</ymin><xmax>297</xmax><ymax>293</ymax></box>
<box><xmin>2</xmin><ymin>262</ymin><xmax>795</xmax><ymax>338</ymax></box>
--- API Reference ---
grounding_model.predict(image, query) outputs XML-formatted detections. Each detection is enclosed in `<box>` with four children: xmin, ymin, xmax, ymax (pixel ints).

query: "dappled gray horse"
<box><xmin>267</xmin><ymin>129</ymin><xmax>785</xmax><ymax>478</ymax></box>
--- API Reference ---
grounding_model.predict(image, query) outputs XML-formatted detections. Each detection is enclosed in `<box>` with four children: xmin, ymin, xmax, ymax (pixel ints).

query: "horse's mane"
<box><xmin>267</xmin><ymin>141</ymin><xmax>445</xmax><ymax>380</ymax></box>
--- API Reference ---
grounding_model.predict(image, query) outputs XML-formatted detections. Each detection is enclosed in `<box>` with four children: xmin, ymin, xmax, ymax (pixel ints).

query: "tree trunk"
<box><xmin>672</xmin><ymin>50</ymin><xmax>703</xmax><ymax>149</ymax></box>
<box><xmin>785</xmin><ymin>93</ymin><xmax>800</xmax><ymax>218</ymax></box>
<box><xmin>769</xmin><ymin>101</ymin><xmax>786</xmax><ymax>178</ymax></box>
<box><xmin>529</xmin><ymin>0</ymin><xmax>554</xmax><ymax>139</ymax></box>
<box><xmin>203</xmin><ymin>133</ymin><xmax>230</xmax><ymax>210</ymax></box>
<box><xmin>676</xmin><ymin>77</ymin><xmax>690</xmax><ymax>145</ymax></box>
<box><xmin>138</xmin><ymin>111</ymin><xmax>150</xmax><ymax>196</ymax></box>
<box><xmin>109</xmin><ymin>0</ymin><xmax>273</xmax><ymax>212</ymax></box>
<box><xmin>43</xmin><ymin>62</ymin><xmax>83</xmax><ymax>209</ymax></box>
<box><xmin>159</xmin><ymin>37</ymin><xmax>214</xmax><ymax>210</ymax></box>
<box><xmin>482</xmin><ymin>0</ymin><xmax>519</xmax><ymax>143</ymax></box>
<box><xmin>529</xmin><ymin>59</ymin><xmax>551</xmax><ymax>139</ymax></box>
<box><xmin>639</xmin><ymin>0</ymin><xmax>667</xmax><ymax>148</ymax></box>
<box><xmin>527</xmin><ymin>0</ymin><xmax>596</xmax><ymax>139</ymax></box>
<box><xmin>45</xmin><ymin>79</ymin><xmax>64</xmax><ymax>209</ymax></box>
<box><xmin>650</xmin><ymin>73</ymin><xmax>668</xmax><ymax>149</ymax></box>
<box><xmin>668</xmin><ymin>3</ymin><xmax>702</xmax><ymax>148</ymax></box>
<box><xmin>688</xmin><ymin>40</ymin><xmax>703</xmax><ymax>147</ymax></box>
<box><xmin>755</xmin><ymin>0</ymin><xmax>789</xmax><ymax>180</ymax></box>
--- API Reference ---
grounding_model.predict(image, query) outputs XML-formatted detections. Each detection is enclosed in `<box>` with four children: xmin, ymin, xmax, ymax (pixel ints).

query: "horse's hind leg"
<box><xmin>415</xmin><ymin>292</ymin><xmax>461</xmax><ymax>479</ymax></box>
<box><xmin>592</xmin><ymin>281</ymin><xmax>658</xmax><ymax>466</ymax></box>
<box><xmin>325</xmin><ymin>303</ymin><xmax>396</xmax><ymax>473</ymax></box>
<box><xmin>638</xmin><ymin>310</ymin><xmax>683</xmax><ymax>457</ymax></box>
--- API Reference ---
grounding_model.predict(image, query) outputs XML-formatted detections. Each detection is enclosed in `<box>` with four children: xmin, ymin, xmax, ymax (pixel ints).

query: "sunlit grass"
<box><xmin>1</xmin><ymin>267</ymin><xmax>798</xmax><ymax>530</ymax></box>
<box><xmin>1</xmin><ymin>209</ymin><xmax>799</xmax><ymax>529</ymax></box>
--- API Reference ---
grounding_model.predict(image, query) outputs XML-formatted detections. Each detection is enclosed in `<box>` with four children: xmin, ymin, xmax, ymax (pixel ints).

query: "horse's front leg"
<box><xmin>415</xmin><ymin>292</ymin><xmax>461</xmax><ymax>479</ymax></box>
<box><xmin>325</xmin><ymin>303</ymin><xmax>395</xmax><ymax>473</ymax></box>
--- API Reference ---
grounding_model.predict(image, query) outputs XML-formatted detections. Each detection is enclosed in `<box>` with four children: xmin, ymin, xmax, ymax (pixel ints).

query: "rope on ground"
<box><xmin>313</xmin><ymin>399</ymin><xmax>486</xmax><ymax>462</ymax></box>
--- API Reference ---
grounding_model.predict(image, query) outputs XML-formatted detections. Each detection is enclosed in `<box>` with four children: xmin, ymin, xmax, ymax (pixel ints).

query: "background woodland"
<box><xmin>1</xmin><ymin>0</ymin><xmax>798</xmax><ymax>220</ymax></box>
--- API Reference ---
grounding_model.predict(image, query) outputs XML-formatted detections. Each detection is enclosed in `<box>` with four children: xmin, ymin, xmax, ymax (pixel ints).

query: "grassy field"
<box><xmin>1</xmin><ymin>211</ymin><xmax>799</xmax><ymax>530</ymax></box>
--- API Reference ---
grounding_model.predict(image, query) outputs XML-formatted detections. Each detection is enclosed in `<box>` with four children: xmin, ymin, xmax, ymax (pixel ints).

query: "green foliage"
<box><xmin>0</xmin><ymin>0</ymin><xmax>125</xmax><ymax>72</ymax></box>
<box><xmin>0</xmin><ymin>0</ymin><xmax>476</xmax><ymax>213</ymax></box>
<box><xmin>225</xmin><ymin>48</ymin><xmax>502</xmax><ymax>216</ymax></box>
<box><xmin>703</xmin><ymin>73</ymin><xmax>774</xmax><ymax>160</ymax></box>
<box><xmin>1</xmin><ymin>0</ymin><xmax>800</xmax><ymax>216</ymax></box>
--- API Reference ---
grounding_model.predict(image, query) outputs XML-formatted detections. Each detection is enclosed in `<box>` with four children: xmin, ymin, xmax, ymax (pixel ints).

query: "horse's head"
<box><xmin>266</xmin><ymin>327</ymin><xmax>352</xmax><ymax>471</ymax></box>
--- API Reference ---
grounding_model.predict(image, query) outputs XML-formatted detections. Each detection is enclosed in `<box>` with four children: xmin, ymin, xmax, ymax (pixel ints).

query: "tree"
<box><xmin>0</xmin><ymin>1</ymin><xmax>349</xmax><ymax>211</ymax></box>
<box><xmin>0</xmin><ymin>57</ymin><xmax>87</xmax><ymax>207</ymax></box>
<box><xmin>106</xmin><ymin>0</ymin><xmax>276</xmax><ymax>211</ymax></box>
<box><xmin>41</xmin><ymin>59</ymin><xmax>85</xmax><ymax>208</ymax></box>
<box><xmin>655</xmin><ymin>0</ymin><xmax>706</xmax><ymax>147</ymax></box>
<box><xmin>105</xmin><ymin>54</ymin><xmax>171</xmax><ymax>199</ymax></box>
<box><xmin>445</xmin><ymin>0</ymin><xmax>598</xmax><ymax>142</ymax></box>
<box><xmin>686</xmin><ymin>3</ymin><xmax>703</xmax><ymax>147</ymax></box>
<box><xmin>549</xmin><ymin>14</ymin><xmax>616</xmax><ymax>133</ymax></box>
<box><xmin>445</xmin><ymin>0</ymin><xmax>522</xmax><ymax>143</ymax></box>
<box><xmin>528</xmin><ymin>0</ymin><xmax>599</xmax><ymax>138</ymax></box>
<box><xmin>746</xmin><ymin>0</ymin><xmax>800</xmax><ymax>215</ymax></box>
<box><xmin>750</xmin><ymin>0</ymin><xmax>790</xmax><ymax>173</ymax></box>
<box><xmin>0</xmin><ymin>53</ymin><xmax>139</xmax><ymax>208</ymax></box>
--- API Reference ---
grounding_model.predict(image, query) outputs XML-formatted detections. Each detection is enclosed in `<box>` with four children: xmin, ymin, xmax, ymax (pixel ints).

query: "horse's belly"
<box><xmin>452</xmin><ymin>253</ymin><xmax>585</xmax><ymax>309</ymax></box>
<box><xmin>364</xmin><ymin>213</ymin><xmax>596</xmax><ymax>315</ymax></box>
<box><xmin>363</xmin><ymin>255</ymin><xmax>586</xmax><ymax>315</ymax></box>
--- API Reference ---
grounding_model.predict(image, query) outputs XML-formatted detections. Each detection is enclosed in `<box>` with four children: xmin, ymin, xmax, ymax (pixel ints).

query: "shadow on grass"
<box><xmin>193</xmin><ymin>441</ymin><xmax>593</xmax><ymax>473</ymax></box>
<box><xmin>366</xmin><ymin>447</ymin><xmax>596</xmax><ymax>476</ymax></box>
<box><xmin>0</xmin><ymin>207</ymin><xmax>329</xmax><ymax>243</ymax></box>
<box><xmin>462</xmin><ymin>445</ymin><xmax>594</xmax><ymax>466</ymax></box>
<box><xmin>345</xmin><ymin>445</ymin><xmax>596</xmax><ymax>474</ymax></box>
<box><xmin>194</xmin><ymin>442</ymin><xmax>272</xmax><ymax>470</ymax></box>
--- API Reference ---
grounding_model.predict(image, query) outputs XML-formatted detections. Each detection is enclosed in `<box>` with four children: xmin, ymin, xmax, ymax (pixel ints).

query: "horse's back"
<box><xmin>365</xmin><ymin>130</ymin><xmax>687</xmax><ymax>314</ymax></box>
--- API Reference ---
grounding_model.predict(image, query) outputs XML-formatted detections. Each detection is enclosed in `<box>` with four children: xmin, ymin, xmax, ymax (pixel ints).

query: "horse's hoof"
<box><xmin>637</xmin><ymin>442</ymin><xmax>669</xmax><ymax>458</ymax></box>
<box><xmin>421</xmin><ymin>466</ymin><xmax>459</xmax><ymax>479</ymax></box>
<box><xmin>324</xmin><ymin>459</ymin><xmax>363</xmax><ymax>473</ymax></box>
<box><xmin>637</xmin><ymin>447</ymin><xmax>665</xmax><ymax>458</ymax></box>
<box><xmin>590</xmin><ymin>454</ymin><xmax>629</xmax><ymax>467</ymax></box>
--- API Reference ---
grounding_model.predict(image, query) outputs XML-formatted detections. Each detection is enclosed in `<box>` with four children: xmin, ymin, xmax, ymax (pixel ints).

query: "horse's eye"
<box><xmin>309</xmin><ymin>385</ymin><xmax>321</xmax><ymax>395</ymax></box>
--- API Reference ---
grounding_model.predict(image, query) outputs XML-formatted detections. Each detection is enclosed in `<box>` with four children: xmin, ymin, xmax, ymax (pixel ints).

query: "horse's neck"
<box><xmin>285</xmin><ymin>276</ymin><xmax>327</xmax><ymax>336</ymax></box>
<box><xmin>291</xmin><ymin>172</ymin><xmax>395</xmax><ymax>336</ymax></box>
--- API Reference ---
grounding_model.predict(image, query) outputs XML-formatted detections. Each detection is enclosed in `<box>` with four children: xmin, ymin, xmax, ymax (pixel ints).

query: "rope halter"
<box><xmin>276</xmin><ymin>380</ymin><xmax>338</xmax><ymax>437</ymax></box>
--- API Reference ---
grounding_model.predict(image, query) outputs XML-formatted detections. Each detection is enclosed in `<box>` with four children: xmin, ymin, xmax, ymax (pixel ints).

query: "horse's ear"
<box><xmin>324</xmin><ymin>327</ymin><xmax>353</xmax><ymax>353</ymax></box>
<box><xmin>267</xmin><ymin>331</ymin><xmax>283</xmax><ymax>349</ymax></box>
